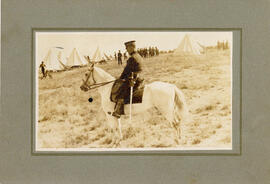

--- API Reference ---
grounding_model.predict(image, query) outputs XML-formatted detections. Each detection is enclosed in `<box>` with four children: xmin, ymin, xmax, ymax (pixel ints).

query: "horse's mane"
<box><xmin>94</xmin><ymin>66</ymin><xmax>115</xmax><ymax>81</ymax></box>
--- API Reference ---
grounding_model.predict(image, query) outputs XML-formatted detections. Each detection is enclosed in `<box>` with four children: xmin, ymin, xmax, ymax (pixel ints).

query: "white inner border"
<box><xmin>34</xmin><ymin>31</ymin><xmax>233</xmax><ymax>152</ymax></box>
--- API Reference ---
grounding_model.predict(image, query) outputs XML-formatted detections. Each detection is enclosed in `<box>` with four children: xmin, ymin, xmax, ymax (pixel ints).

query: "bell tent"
<box><xmin>42</xmin><ymin>48</ymin><xmax>66</xmax><ymax>72</ymax></box>
<box><xmin>92</xmin><ymin>47</ymin><xmax>106</xmax><ymax>63</ymax></box>
<box><xmin>174</xmin><ymin>34</ymin><xmax>203</xmax><ymax>55</ymax></box>
<box><xmin>104</xmin><ymin>53</ymin><xmax>112</xmax><ymax>61</ymax></box>
<box><xmin>66</xmin><ymin>48</ymin><xmax>87</xmax><ymax>67</ymax></box>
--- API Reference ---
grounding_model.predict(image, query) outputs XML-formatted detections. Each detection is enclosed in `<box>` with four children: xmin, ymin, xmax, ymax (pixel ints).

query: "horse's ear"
<box><xmin>89</xmin><ymin>63</ymin><xmax>94</xmax><ymax>70</ymax></box>
<box><xmin>84</xmin><ymin>56</ymin><xmax>91</xmax><ymax>64</ymax></box>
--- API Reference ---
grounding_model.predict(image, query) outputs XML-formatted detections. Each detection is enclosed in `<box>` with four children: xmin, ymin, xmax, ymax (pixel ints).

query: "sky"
<box><xmin>36</xmin><ymin>31</ymin><xmax>232</xmax><ymax>64</ymax></box>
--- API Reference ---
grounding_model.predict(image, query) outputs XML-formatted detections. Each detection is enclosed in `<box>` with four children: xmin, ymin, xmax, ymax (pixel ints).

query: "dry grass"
<box><xmin>37</xmin><ymin>50</ymin><xmax>232</xmax><ymax>149</ymax></box>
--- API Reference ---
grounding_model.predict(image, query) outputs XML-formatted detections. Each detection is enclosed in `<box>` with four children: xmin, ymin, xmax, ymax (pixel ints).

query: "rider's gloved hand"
<box><xmin>129</xmin><ymin>78</ymin><xmax>136</xmax><ymax>87</ymax></box>
<box><xmin>116</xmin><ymin>78</ymin><xmax>126</xmax><ymax>82</ymax></box>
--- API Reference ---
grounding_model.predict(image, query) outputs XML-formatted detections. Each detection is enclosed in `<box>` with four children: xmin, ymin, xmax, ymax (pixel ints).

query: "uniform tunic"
<box><xmin>115</xmin><ymin>51</ymin><xmax>143</xmax><ymax>100</ymax></box>
<box><xmin>117</xmin><ymin>52</ymin><xmax>122</xmax><ymax>60</ymax></box>
<box><xmin>120</xmin><ymin>52</ymin><xmax>142</xmax><ymax>79</ymax></box>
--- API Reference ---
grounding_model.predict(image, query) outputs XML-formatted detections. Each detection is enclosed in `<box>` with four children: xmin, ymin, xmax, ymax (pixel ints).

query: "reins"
<box><xmin>82</xmin><ymin>68</ymin><xmax>120</xmax><ymax>90</ymax></box>
<box><xmin>86</xmin><ymin>80</ymin><xmax>117</xmax><ymax>90</ymax></box>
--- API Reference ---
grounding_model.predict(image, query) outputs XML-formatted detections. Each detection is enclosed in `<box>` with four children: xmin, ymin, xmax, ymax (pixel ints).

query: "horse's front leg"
<box><xmin>117</xmin><ymin>118</ymin><xmax>123</xmax><ymax>140</ymax></box>
<box><xmin>105</xmin><ymin>114</ymin><xmax>122</xmax><ymax>147</ymax></box>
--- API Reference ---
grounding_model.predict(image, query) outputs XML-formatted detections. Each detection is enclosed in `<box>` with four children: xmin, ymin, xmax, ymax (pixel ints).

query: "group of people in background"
<box><xmin>216</xmin><ymin>41</ymin><xmax>229</xmax><ymax>50</ymax></box>
<box><xmin>114</xmin><ymin>50</ymin><xmax>128</xmax><ymax>65</ymax></box>
<box><xmin>137</xmin><ymin>47</ymin><xmax>159</xmax><ymax>58</ymax></box>
<box><xmin>114</xmin><ymin>46</ymin><xmax>160</xmax><ymax>65</ymax></box>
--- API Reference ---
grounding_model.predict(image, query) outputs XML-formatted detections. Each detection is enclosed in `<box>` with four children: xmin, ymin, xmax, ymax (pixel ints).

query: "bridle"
<box><xmin>81</xmin><ymin>67</ymin><xmax>117</xmax><ymax>91</ymax></box>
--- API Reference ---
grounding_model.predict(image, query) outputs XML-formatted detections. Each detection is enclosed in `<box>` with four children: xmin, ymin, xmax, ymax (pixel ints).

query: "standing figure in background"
<box><xmin>155</xmin><ymin>47</ymin><xmax>159</xmax><ymax>56</ymax></box>
<box><xmin>124</xmin><ymin>52</ymin><xmax>128</xmax><ymax>61</ymax></box>
<box><xmin>117</xmin><ymin>50</ymin><xmax>123</xmax><ymax>65</ymax></box>
<box><xmin>114</xmin><ymin>52</ymin><xmax>117</xmax><ymax>61</ymax></box>
<box><xmin>39</xmin><ymin>61</ymin><xmax>46</xmax><ymax>79</ymax></box>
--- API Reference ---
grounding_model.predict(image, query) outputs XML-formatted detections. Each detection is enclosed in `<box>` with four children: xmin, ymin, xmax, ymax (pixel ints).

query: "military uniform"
<box><xmin>124</xmin><ymin>52</ymin><xmax>128</xmax><ymax>60</ymax></box>
<box><xmin>112</xmin><ymin>41</ymin><xmax>144</xmax><ymax>118</ymax></box>
<box><xmin>116</xmin><ymin>51</ymin><xmax>143</xmax><ymax>100</ymax></box>
<box><xmin>117</xmin><ymin>51</ymin><xmax>122</xmax><ymax>65</ymax></box>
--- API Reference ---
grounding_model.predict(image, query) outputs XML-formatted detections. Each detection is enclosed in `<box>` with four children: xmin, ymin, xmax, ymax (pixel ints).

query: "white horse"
<box><xmin>80</xmin><ymin>63</ymin><xmax>189</xmax><ymax>145</ymax></box>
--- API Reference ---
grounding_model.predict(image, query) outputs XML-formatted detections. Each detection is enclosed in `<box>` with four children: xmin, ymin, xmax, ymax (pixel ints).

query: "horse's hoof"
<box><xmin>175</xmin><ymin>138</ymin><xmax>180</xmax><ymax>145</ymax></box>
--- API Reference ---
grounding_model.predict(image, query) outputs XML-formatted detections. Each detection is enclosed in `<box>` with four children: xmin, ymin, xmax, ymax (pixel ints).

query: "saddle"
<box><xmin>110</xmin><ymin>78</ymin><xmax>145</xmax><ymax>104</ymax></box>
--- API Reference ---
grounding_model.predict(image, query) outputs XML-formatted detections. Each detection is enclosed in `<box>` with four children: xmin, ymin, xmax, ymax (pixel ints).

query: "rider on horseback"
<box><xmin>112</xmin><ymin>40</ymin><xmax>144</xmax><ymax>118</ymax></box>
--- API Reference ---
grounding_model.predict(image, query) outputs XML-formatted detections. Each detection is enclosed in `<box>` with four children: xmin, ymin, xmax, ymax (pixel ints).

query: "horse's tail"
<box><xmin>174</xmin><ymin>86</ymin><xmax>189</xmax><ymax>123</ymax></box>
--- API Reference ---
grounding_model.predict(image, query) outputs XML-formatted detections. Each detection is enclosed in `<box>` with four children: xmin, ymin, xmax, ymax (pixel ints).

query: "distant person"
<box><xmin>39</xmin><ymin>61</ymin><xmax>46</xmax><ymax>78</ymax></box>
<box><xmin>117</xmin><ymin>50</ymin><xmax>122</xmax><ymax>65</ymax></box>
<box><xmin>114</xmin><ymin>52</ymin><xmax>117</xmax><ymax>61</ymax></box>
<box><xmin>225</xmin><ymin>41</ymin><xmax>229</xmax><ymax>50</ymax></box>
<box><xmin>124</xmin><ymin>52</ymin><xmax>128</xmax><ymax>60</ymax></box>
<box><xmin>143</xmin><ymin>48</ymin><xmax>146</xmax><ymax>58</ymax></box>
<box><xmin>155</xmin><ymin>47</ymin><xmax>159</xmax><ymax>56</ymax></box>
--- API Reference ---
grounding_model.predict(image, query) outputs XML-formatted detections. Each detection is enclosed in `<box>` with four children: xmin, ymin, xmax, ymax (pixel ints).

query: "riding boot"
<box><xmin>112</xmin><ymin>99</ymin><xmax>125</xmax><ymax>118</ymax></box>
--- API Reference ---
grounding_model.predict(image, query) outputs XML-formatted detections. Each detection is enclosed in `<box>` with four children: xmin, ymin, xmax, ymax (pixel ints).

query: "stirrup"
<box><xmin>112</xmin><ymin>112</ymin><xmax>121</xmax><ymax>119</ymax></box>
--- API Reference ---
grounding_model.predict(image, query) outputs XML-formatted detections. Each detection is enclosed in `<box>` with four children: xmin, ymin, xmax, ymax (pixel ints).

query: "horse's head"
<box><xmin>80</xmin><ymin>63</ymin><xmax>96</xmax><ymax>92</ymax></box>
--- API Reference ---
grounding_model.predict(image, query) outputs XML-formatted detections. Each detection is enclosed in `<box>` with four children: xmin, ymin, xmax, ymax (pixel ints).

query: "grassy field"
<box><xmin>37</xmin><ymin>51</ymin><xmax>232</xmax><ymax>149</ymax></box>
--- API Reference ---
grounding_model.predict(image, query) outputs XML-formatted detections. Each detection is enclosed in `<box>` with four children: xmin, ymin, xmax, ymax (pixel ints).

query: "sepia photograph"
<box><xmin>35</xmin><ymin>31</ymin><xmax>232</xmax><ymax>151</ymax></box>
<box><xmin>3</xmin><ymin>0</ymin><xmax>270</xmax><ymax>183</ymax></box>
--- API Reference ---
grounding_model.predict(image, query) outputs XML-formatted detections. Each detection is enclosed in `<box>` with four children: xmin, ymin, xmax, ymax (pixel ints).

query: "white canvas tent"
<box><xmin>42</xmin><ymin>48</ymin><xmax>65</xmax><ymax>71</ymax></box>
<box><xmin>66</xmin><ymin>48</ymin><xmax>87</xmax><ymax>67</ymax></box>
<box><xmin>174</xmin><ymin>34</ymin><xmax>203</xmax><ymax>55</ymax></box>
<box><xmin>104</xmin><ymin>53</ymin><xmax>112</xmax><ymax>61</ymax></box>
<box><xmin>92</xmin><ymin>47</ymin><xmax>105</xmax><ymax>63</ymax></box>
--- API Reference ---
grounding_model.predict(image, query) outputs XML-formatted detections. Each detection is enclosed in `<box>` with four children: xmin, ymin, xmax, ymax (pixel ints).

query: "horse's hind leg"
<box><xmin>155</xmin><ymin>108</ymin><xmax>181</xmax><ymax>144</ymax></box>
<box><xmin>169</xmin><ymin>121</ymin><xmax>181</xmax><ymax>144</ymax></box>
<box><xmin>161</xmin><ymin>110</ymin><xmax>181</xmax><ymax>144</ymax></box>
<box><xmin>173</xmin><ymin>121</ymin><xmax>181</xmax><ymax>140</ymax></box>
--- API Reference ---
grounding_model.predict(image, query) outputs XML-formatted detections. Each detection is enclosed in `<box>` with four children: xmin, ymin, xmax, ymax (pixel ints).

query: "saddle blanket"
<box><xmin>110</xmin><ymin>80</ymin><xmax>145</xmax><ymax>104</ymax></box>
